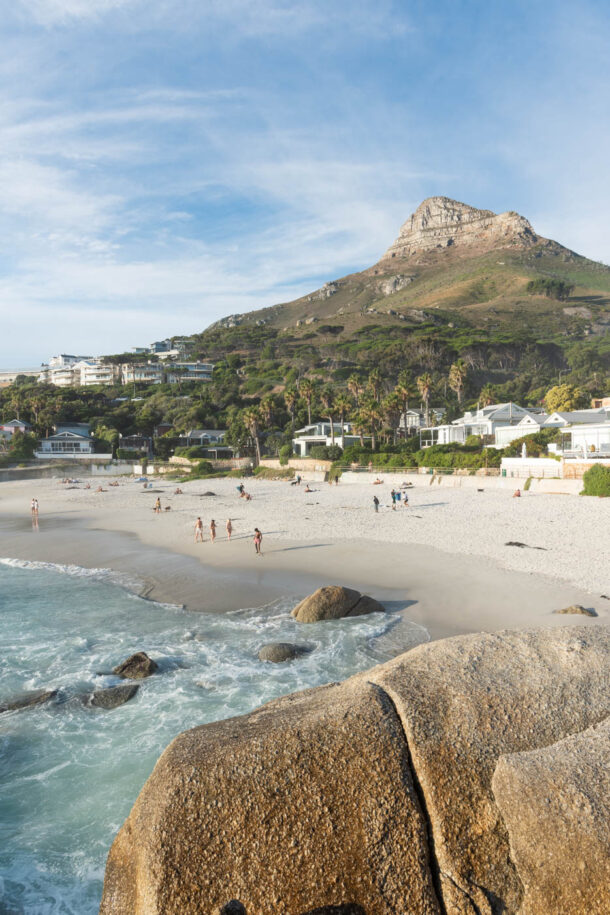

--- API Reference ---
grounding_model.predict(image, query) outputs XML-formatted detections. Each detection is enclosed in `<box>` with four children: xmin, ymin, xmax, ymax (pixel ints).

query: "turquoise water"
<box><xmin>0</xmin><ymin>560</ymin><xmax>426</xmax><ymax>914</ymax></box>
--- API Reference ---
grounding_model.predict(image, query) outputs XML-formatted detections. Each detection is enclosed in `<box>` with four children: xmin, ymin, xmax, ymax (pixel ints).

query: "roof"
<box><xmin>548</xmin><ymin>409</ymin><xmax>608</xmax><ymax>424</ymax></box>
<box><xmin>1</xmin><ymin>418</ymin><xmax>32</xmax><ymax>428</ymax></box>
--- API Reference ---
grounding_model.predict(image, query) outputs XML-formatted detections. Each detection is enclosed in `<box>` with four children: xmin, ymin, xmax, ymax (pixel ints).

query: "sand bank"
<box><xmin>1</xmin><ymin>474</ymin><xmax>607</xmax><ymax>640</ymax></box>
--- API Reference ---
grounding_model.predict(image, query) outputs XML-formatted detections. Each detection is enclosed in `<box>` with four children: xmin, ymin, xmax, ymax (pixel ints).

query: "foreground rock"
<box><xmin>0</xmin><ymin>688</ymin><xmax>58</xmax><ymax>714</ymax></box>
<box><xmin>291</xmin><ymin>586</ymin><xmax>384</xmax><ymax>623</ymax></box>
<box><xmin>554</xmin><ymin>603</ymin><xmax>597</xmax><ymax>616</ymax></box>
<box><xmin>100</xmin><ymin>680</ymin><xmax>440</xmax><ymax>915</ymax></box>
<box><xmin>258</xmin><ymin>642</ymin><xmax>313</xmax><ymax>662</ymax></box>
<box><xmin>493</xmin><ymin>717</ymin><xmax>610</xmax><ymax>915</ymax></box>
<box><xmin>86</xmin><ymin>684</ymin><xmax>140</xmax><ymax>709</ymax></box>
<box><xmin>113</xmin><ymin>652</ymin><xmax>158</xmax><ymax>679</ymax></box>
<box><xmin>100</xmin><ymin>627</ymin><xmax>610</xmax><ymax>914</ymax></box>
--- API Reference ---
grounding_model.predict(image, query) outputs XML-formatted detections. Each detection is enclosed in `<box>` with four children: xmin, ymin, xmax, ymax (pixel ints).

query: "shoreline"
<box><xmin>1</xmin><ymin>506</ymin><xmax>606</xmax><ymax>642</ymax></box>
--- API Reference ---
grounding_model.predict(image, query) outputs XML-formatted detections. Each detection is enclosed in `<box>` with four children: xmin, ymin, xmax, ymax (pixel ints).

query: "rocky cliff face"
<box><xmin>380</xmin><ymin>196</ymin><xmax>538</xmax><ymax>262</ymax></box>
<box><xmin>100</xmin><ymin>626</ymin><xmax>610</xmax><ymax>915</ymax></box>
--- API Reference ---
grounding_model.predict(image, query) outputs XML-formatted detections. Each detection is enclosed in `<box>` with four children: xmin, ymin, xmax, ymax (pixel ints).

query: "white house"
<box><xmin>292</xmin><ymin>422</ymin><xmax>364</xmax><ymax>457</ymax></box>
<box><xmin>493</xmin><ymin>407</ymin><xmax>610</xmax><ymax>449</ymax></box>
<box><xmin>164</xmin><ymin>362</ymin><xmax>214</xmax><ymax>383</ymax></box>
<box><xmin>35</xmin><ymin>423</ymin><xmax>103</xmax><ymax>459</ymax></box>
<box><xmin>121</xmin><ymin>363</ymin><xmax>165</xmax><ymax>385</ymax></box>
<box><xmin>420</xmin><ymin>403</ymin><xmax>533</xmax><ymax>446</ymax></box>
<box><xmin>558</xmin><ymin>422</ymin><xmax>610</xmax><ymax>457</ymax></box>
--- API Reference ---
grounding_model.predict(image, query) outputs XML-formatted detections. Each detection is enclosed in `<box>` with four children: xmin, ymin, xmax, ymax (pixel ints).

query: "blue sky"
<box><xmin>1</xmin><ymin>0</ymin><xmax>609</xmax><ymax>367</ymax></box>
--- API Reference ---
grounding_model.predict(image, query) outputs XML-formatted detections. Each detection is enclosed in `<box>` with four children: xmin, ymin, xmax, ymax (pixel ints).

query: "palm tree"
<box><xmin>299</xmin><ymin>378</ymin><xmax>315</xmax><ymax>425</ymax></box>
<box><xmin>284</xmin><ymin>387</ymin><xmax>298</xmax><ymax>437</ymax></box>
<box><xmin>347</xmin><ymin>374</ymin><xmax>362</xmax><ymax>407</ymax></box>
<box><xmin>448</xmin><ymin>360</ymin><xmax>468</xmax><ymax>405</ymax></box>
<box><xmin>417</xmin><ymin>373</ymin><xmax>433</xmax><ymax>426</ymax></box>
<box><xmin>367</xmin><ymin>367</ymin><xmax>383</xmax><ymax>402</ymax></box>
<box><xmin>242</xmin><ymin>407</ymin><xmax>262</xmax><ymax>465</ymax></box>
<box><xmin>382</xmin><ymin>392</ymin><xmax>403</xmax><ymax>444</ymax></box>
<box><xmin>333</xmin><ymin>392</ymin><xmax>352</xmax><ymax>441</ymax></box>
<box><xmin>479</xmin><ymin>384</ymin><xmax>495</xmax><ymax>407</ymax></box>
<box><xmin>259</xmin><ymin>396</ymin><xmax>274</xmax><ymax>429</ymax></box>
<box><xmin>320</xmin><ymin>386</ymin><xmax>336</xmax><ymax>446</ymax></box>
<box><xmin>395</xmin><ymin>372</ymin><xmax>415</xmax><ymax>436</ymax></box>
<box><xmin>360</xmin><ymin>398</ymin><xmax>383</xmax><ymax>450</ymax></box>
<box><xmin>351</xmin><ymin>412</ymin><xmax>367</xmax><ymax>447</ymax></box>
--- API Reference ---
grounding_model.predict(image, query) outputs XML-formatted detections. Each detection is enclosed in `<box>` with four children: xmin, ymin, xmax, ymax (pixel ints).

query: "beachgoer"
<box><xmin>226</xmin><ymin>519</ymin><xmax>233</xmax><ymax>541</ymax></box>
<box><xmin>174</xmin><ymin>487</ymin><xmax>183</xmax><ymax>495</ymax></box>
<box><xmin>373</xmin><ymin>495</ymin><xmax>379</xmax><ymax>513</ymax></box>
<box><xmin>304</xmin><ymin>484</ymin><xmax>312</xmax><ymax>492</ymax></box>
<box><xmin>30</xmin><ymin>498</ymin><xmax>38</xmax><ymax>515</ymax></box>
<box><xmin>210</xmin><ymin>519</ymin><xmax>216</xmax><ymax>543</ymax></box>
<box><xmin>244</xmin><ymin>492</ymin><xmax>252</xmax><ymax>501</ymax></box>
<box><xmin>296</xmin><ymin>474</ymin><xmax>301</xmax><ymax>486</ymax></box>
<box><xmin>237</xmin><ymin>483</ymin><xmax>245</xmax><ymax>495</ymax></box>
<box><xmin>391</xmin><ymin>489</ymin><xmax>396</xmax><ymax>510</ymax></box>
<box><xmin>368</xmin><ymin>461</ymin><xmax>373</xmax><ymax>472</ymax></box>
<box><xmin>194</xmin><ymin>517</ymin><xmax>204</xmax><ymax>542</ymax></box>
<box><xmin>373</xmin><ymin>477</ymin><xmax>383</xmax><ymax>485</ymax></box>
<box><xmin>85</xmin><ymin>483</ymin><xmax>90</xmax><ymax>490</ymax></box>
<box><xmin>154</xmin><ymin>497</ymin><xmax>161</xmax><ymax>514</ymax></box>
<box><xmin>96</xmin><ymin>486</ymin><xmax>106</xmax><ymax>493</ymax></box>
<box><xmin>254</xmin><ymin>527</ymin><xmax>263</xmax><ymax>555</ymax></box>
<box><xmin>513</xmin><ymin>489</ymin><xmax>521</xmax><ymax>498</ymax></box>
<box><xmin>403</xmin><ymin>492</ymin><xmax>409</xmax><ymax>507</ymax></box>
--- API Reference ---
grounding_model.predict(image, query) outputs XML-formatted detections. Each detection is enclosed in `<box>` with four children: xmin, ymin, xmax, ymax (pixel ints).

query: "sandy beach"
<box><xmin>1</xmin><ymin>473</ymin><xmax>608</xmax><ymax>640</ymax></box>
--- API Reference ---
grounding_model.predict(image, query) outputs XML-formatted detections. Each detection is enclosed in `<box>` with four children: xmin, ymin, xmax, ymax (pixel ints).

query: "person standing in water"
<box><xmin>210</xmin><ymin>519</ymin><xmax>217</xmax><ymax>543</ymax></box>
<box><xmin>226</xmin><ymin>519</ymin><xmax>233</xmax><ymax>541</ymax></box>
<box><xmin>194</xmin><ymin>517</ymin><xmax>204</xmax><ymax>542</ymax></box>
<box><xmin>254</xmin><ymin>528</ymin><xmax>263</xmax><ymax>555</ymax></box>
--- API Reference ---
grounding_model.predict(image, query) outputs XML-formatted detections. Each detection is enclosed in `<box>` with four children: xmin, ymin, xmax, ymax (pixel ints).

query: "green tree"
<box><xmin>544</xmin><ymin>384</ymin><xmax>589</xmax><ymax>413</ymax></box>
<box><xmin>448</xmin><ymin>360</ymin><xmax>468</xmax><ymax>404</ymax></box>
<box><xmin>299</xmin><ymin>378</ymin><xmax>315</xmax><ymax>425</ymax></box>
<box><xmin>347</xmin><ymin>374</ymin><xmax>362</xmax><ymax>407</ymax></box>
<box><xmin>320</xmin><ymin>386</ymin><xmax>336</xmax><ymax>446</ymax></box>
<box><xmin>283</xmin><ymin>387</ymin><xmax>298</xmax><ymax>437</ymax></box>
<box><xmin>417</xmin><ymin>373</ymin><xmax>433</xmax><ymax>426</ymax></box>
<box><xmin>242</xmin><ymin>407</ymin><xmax>262</xmax><ymax>465</ymax></box>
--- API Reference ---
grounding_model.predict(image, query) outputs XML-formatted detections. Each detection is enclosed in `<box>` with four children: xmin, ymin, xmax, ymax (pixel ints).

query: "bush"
<box><xmin>116</xmin><ymin>448</ymin><xmax>146</xmax><ymax>460</ymax></box>
<box><xmin>465</xmin><ymin>435</ymin><xmax>482</xmax><ymax>448</ymax></box>
<box><xmin>581</xmin><ymin>464</ymin><xmax>610</xmax><ymax>496</ymax></box>
<box><xmin>279</xmin><ymin>444</ymin><xmax>293</xmax><ymax>465</ymax></box>
<box><xmin>309</xmin><ymin>445</ymin><xmax>330</xmax><ymax>460</ymax></box>
<box><xmin>526</xmin><ymin>278</ymin><xmax>574</xmax><ymax>300</ymax></box>
<box><xmin>252</xmin><ymin>466</ymin><xmax>294</xmax><ymax>480</ymax></box>
<box><xmin>175</xmin><ymin>445</ymin><xmax>208</xmax><ymax>459</ymax></box>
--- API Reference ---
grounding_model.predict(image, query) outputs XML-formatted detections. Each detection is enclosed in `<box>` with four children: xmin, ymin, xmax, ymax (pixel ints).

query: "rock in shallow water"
<box><xmin>291</xmin><ymin>585</ymin><xmax>385</xmax><ymax>623</ymax></box>
<box><xmin>0</xmin><ymin>688</ymin><xmax>58</xmax><ymax>714</ymax></box>
<box><xmin>113</xmin><ymin>652</ymin><xmax>158</xmax><ymax>679</ymax></box>
<box><xmin>258</xmin><ymin>642</ymin><xmax>313</xmax><ymax>662</ymax></box>
<box><xmin>87</xmin><ymin>684</ymin><xmax>140</xmax><ymax>709</ymax></box>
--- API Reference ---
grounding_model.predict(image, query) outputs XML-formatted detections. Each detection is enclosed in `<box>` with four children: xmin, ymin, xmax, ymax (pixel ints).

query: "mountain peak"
<box><xmin>380</xmin><ymin>196</ymin><xmax>537</xmax><ymax>262</ymax></box>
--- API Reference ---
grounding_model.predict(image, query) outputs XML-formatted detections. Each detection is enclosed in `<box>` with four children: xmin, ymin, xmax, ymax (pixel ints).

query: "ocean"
<box><xmin>0</xmin><ymin>560</ymin><xmax>427</xmax><ymax>914</ymax></box>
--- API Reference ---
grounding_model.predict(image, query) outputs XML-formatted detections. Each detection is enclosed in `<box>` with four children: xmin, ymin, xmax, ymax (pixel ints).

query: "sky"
<box><xmin>1</xmin><ymin>0</ymin><xmax>609</xmax><ymax>367</ymax></box>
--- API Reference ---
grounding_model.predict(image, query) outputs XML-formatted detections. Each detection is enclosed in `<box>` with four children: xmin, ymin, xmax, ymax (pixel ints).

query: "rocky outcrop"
<box><xmin>100</xmin><ymin>627</ymin><xmax>610</xmax><ymax>915</ymax></box>
<box><xmin>113</xmin><ymin>652</ymin><xmax>158</xmax><ymax>679</ymax></box>
<box><xmin>258</xmin><ymin>642</ymin><xmax>313</xmax><ymax>662</ymax></box>
<box><xmin>291</xmin><ymin>586</ymin><xmax>385</xmax><ymax>623</ymax></box>
<box><xmin>380</xmin><ymin>196</ymin><xmax>538</xmax><ymax>262</ymax></box>
<box><xmin>493</xmin><ymin>717</ymin><xmax>610</xmax><ymax>915</ymax></box>
<box><xmin>0</xmin><ymin>688</ymin><xmax>58</xmax><ymax>714</ymax></box>
<box><xmin>100</xmin><ymin>680</ymin><xmax>441</xmax><ymax>915</ymax></box>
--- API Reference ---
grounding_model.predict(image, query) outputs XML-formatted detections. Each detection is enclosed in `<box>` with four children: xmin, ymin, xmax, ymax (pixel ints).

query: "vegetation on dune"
<box><xmin>581</xmin><ymin>464</ymin><xmax>610</xmax><ymax>497</ymax></box>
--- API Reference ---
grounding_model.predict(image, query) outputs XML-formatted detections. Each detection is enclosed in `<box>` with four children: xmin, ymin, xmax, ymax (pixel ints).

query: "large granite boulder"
<box><xmin>100</xmin><ymin>680</ymin><xmax>441</xmax><ymax>915</ymax></box>
<box><xmin>100</xmin><ymin>627</ymin><xmax>610</xmax><ymax>915</ymax></box>
<box><xmin>0</xmin><ymin>688</ymin><xmax>58</xmax><ymax>714</ymax></box>
<box><xmin>258</xmin><ymin>642</ymin><xmax>313</xmax><ymax>663</ymax></box>
<box><xmin>113</xmin><ymin>652</ymin><xmax>158</xmax><ymax>679</ymax></box>
<box><xmin>291</xmin><ymin>586</ymin><xmax>384</xmax><ymax>623</ymax></box>
<box><xmin>493</xmin><ymin>717</ymin><xmax>610</xmax><ymax>915</ymax></box>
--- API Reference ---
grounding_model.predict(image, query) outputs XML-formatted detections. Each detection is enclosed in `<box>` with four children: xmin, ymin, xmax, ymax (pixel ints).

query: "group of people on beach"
<box><xmin>373</xmin><ymin>487</ymin><xmax>410</xmax><ymax>512</ymax></box>
<box><xmin>193</xmin><ymin>517</ymin><xmax>263</xmax><ymax>554</ymax></box>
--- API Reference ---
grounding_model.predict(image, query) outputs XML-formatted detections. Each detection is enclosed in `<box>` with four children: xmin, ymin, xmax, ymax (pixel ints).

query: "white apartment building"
<box><xmin>40</xmin><ymin>359</ymin><xmax>118</xmax><ymax>387</ymax></box>
<box><xmin>164</xmin><ymin>362</ymin><xmax>214</xmax><ymax>383</ymax></box>
<box><xmin>120</xmin><ymin>363</ymin><xmax>165</xmax><ymax>384</ymax></box>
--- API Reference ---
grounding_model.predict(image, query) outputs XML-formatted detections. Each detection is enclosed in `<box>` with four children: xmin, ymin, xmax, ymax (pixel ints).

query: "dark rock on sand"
<box><xmin>505</xmin><ymin>540</ymin><xmax>547</xmax><ymax>550</ymax></box>
<box><xmin>202</xmin><ymin>491</ymin><xmax>216</xmax><ymax>497</ymax></box>
<box><xmin>258</xmin><ymin>642</ymin><xmax>313</xmax><ymax>663</ymax></box>
<box><xmin>219</xmin><ymin>902</ymin><xmax>246</xmax><ymax>915</ymax></box>
<box><xmin>113</xmin><ymin>652</ymin><xmax>158</xmax><ymax>679</ymax></box>
<box><xmin>291</xmin><ymin>586</ymin><xmax>385</xmax><ymax>623</ymax></box>
<box><xmin>0</xmin><ymin>688</ymin><xmax>58</xmax><ymax>714</ymax></box>
<box><xmin>86</xmin><ymin>684</ymin><xmax>140</xmax><ymax>709</ymax></box>
<box><xmin>554</xmin><ymin>603</ymin><xmax>597</xmax><ymax>616</ymax></box>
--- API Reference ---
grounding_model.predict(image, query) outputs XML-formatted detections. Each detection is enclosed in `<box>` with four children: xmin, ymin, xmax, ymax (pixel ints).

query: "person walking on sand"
<box><xmin>391</xmin><ymin>489</ymin><xmax>397</xmax><ymax>510</ymax></box>
<box><xmin>154</xmin><ymin>497</ymin><xmax>161</xmax><ymax>514</ymax></box>
<box><xmin>194</xmin><ymin>517</ymin><xmax>204</xmax><ymax>542</ymax></box>
<box><xmin>226</xmin><ymin>519</ymin><xmax>233</xmax><ymax>541</ymax></box>
<box><xmin>30</xmin><ymin>497</ymin><xmax>39</xmax><ymax>516</ymax></box>
<box><xmin>210</xmin><ymin>519</ymin><xmax>217</xmax><ymax>543</ymax></box>
<box><xmin>373</xmin><ymin>495</ymin><xmax>379</xmax><ymax>513</ymax></box>
<box><xmin>254</xmin><ymin>527</ymin><xmax>263</xmax><ymax>555</ymax></box>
